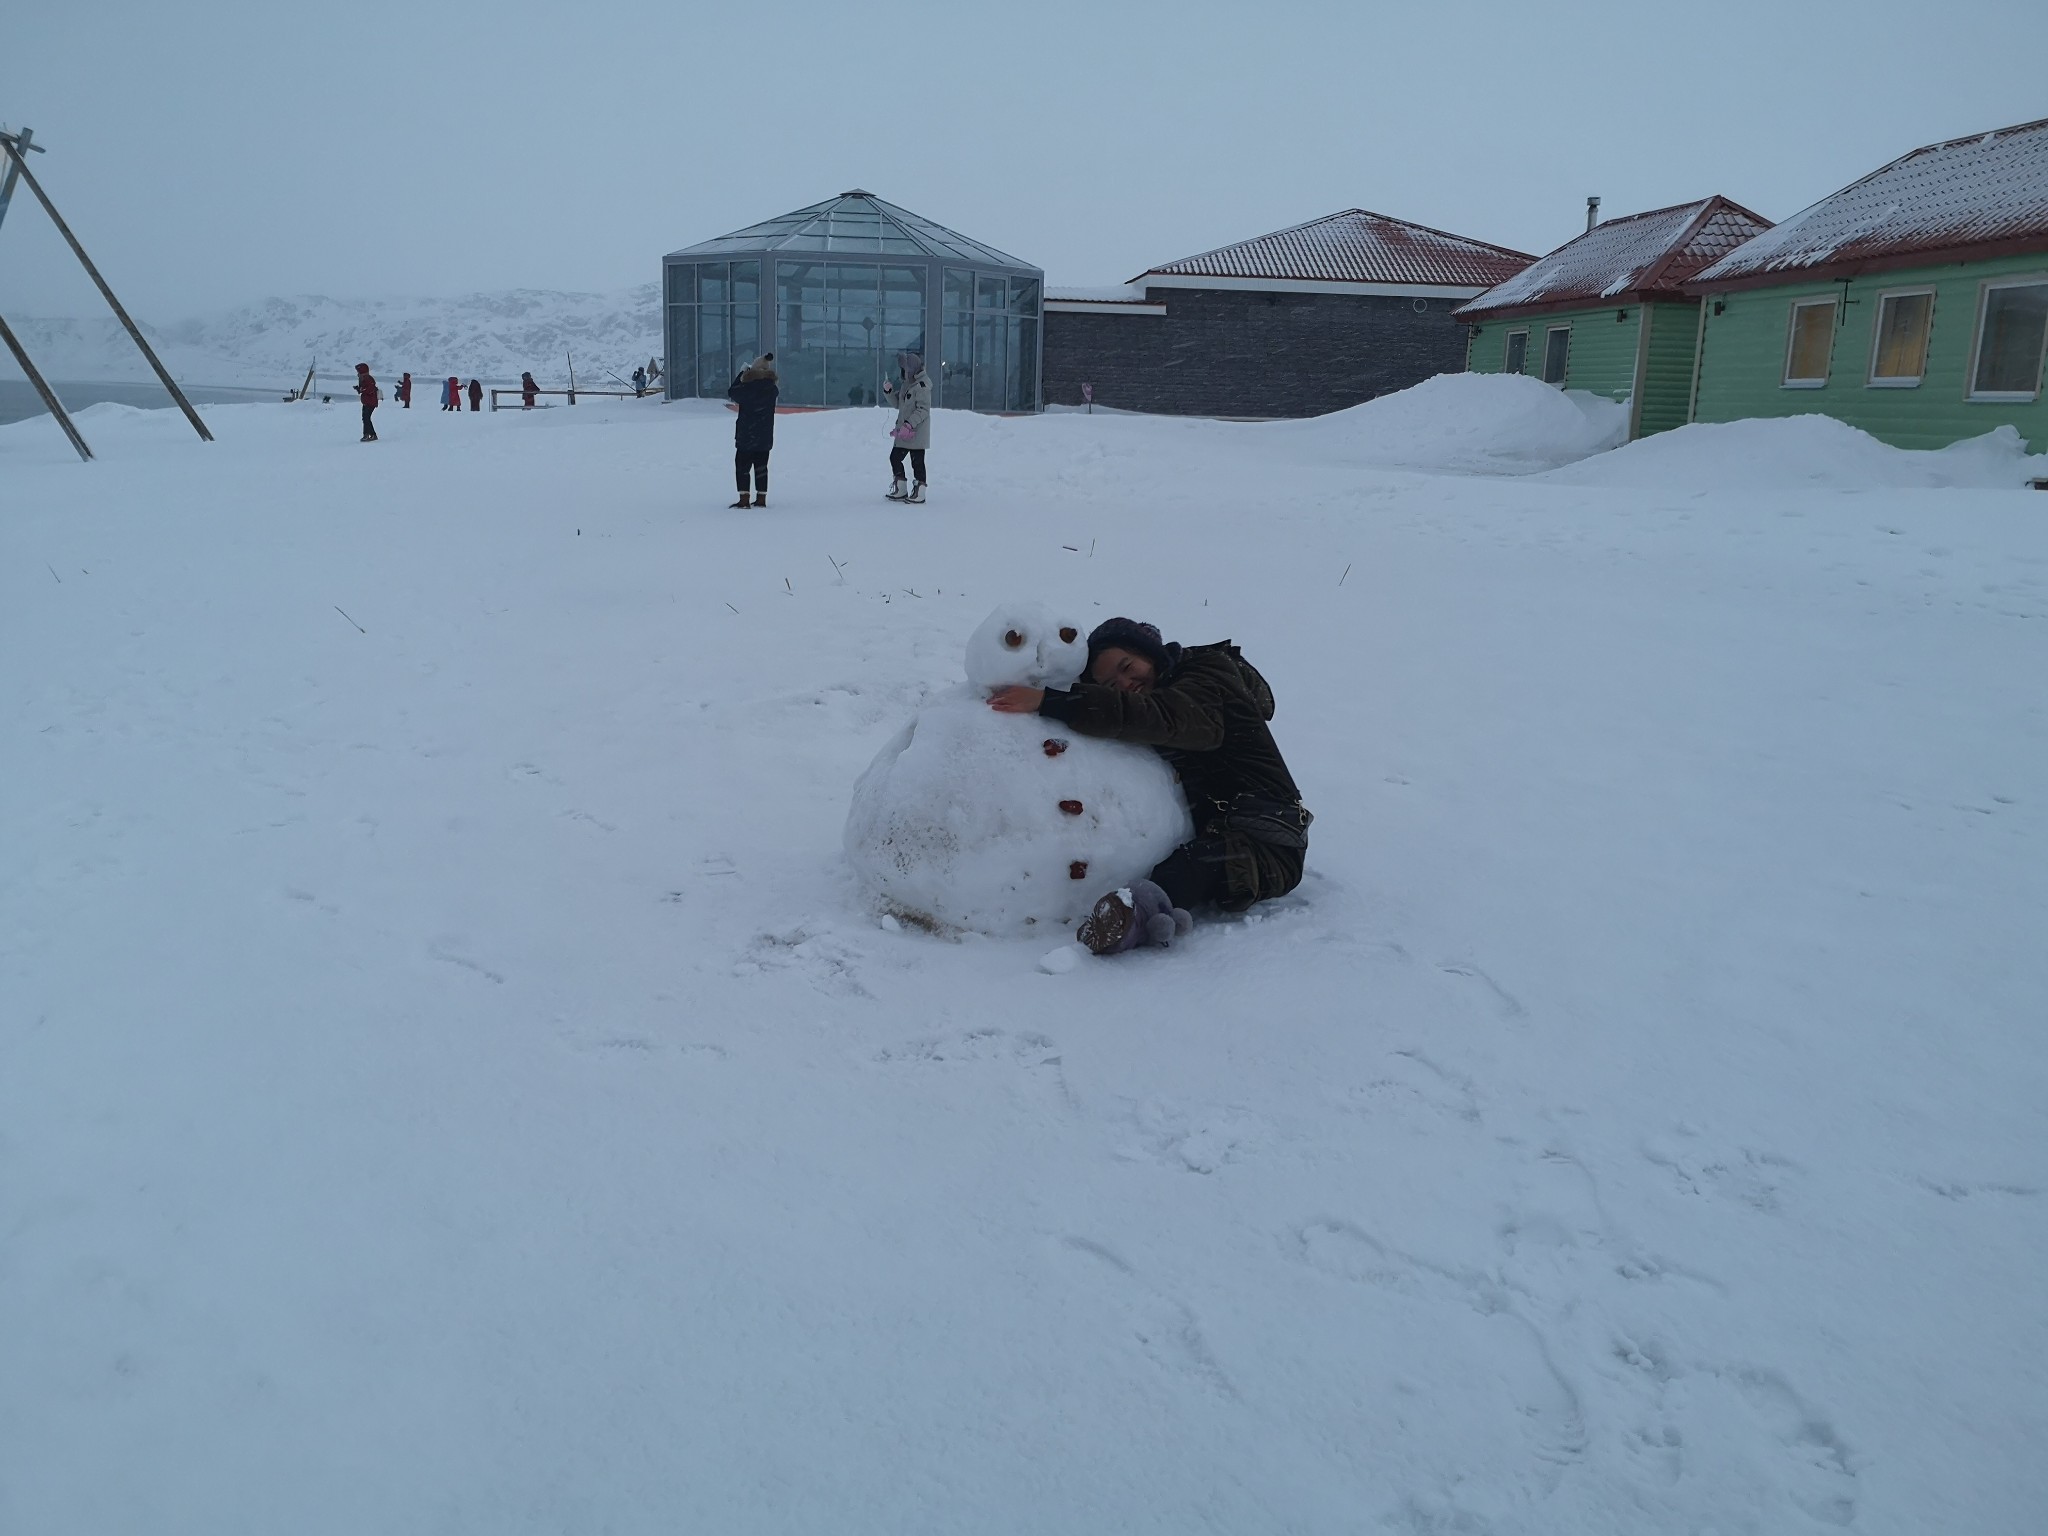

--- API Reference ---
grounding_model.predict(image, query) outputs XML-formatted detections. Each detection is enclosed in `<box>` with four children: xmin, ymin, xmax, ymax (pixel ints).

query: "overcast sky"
<box><xmin>4</xmin><ymin>0</ymin><xmax>2045</xmax><ymax>321</ymax></box>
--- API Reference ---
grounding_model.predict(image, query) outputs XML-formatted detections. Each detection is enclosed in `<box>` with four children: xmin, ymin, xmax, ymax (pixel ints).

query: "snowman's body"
<box><xmin>845</xmin><ymin>605</ymin><xmax>1193</xmax><ymax>935</ymax></box>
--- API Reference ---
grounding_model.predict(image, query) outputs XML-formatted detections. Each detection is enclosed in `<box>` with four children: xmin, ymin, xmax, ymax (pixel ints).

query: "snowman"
<box><xmin>844</xmin><ymin>603</ymin><xmax>1193</xmax><ymax>935</ymax></box>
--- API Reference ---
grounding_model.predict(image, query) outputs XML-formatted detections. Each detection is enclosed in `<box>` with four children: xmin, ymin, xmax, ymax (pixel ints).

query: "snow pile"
<box><xmin>1271</xmin><ymin>371</ymin><xmax>1631</xmax><ymax>475</ymax></box>
<box><xmin>1544</xmin><ymin>415</ymin><xmax>2048</xmax><ymax>489</ymax></box>
<box><xmin>845</xmin><ymin>604</ymin><xmax>1190</xmax><ymax>934</ymax></box>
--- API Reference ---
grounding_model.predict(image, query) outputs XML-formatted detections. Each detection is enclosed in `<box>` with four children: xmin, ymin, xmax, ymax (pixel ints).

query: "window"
<box><xmin>1503</xmin><ymin>330</ymin><xmax>1527</xmax><ymax>374</ymax></box>
<box><xmin>1868</xmin><ymin>290</ymin><xmax>1933</xmax><ymax>385</ymax></box>
<box><xmin>1784</xmin><ymin>298</ymin><xmax>1835</xmax><ymax>386</ymax></box>
<box><xmin>1541</xmin><ymin>325</ymin><xmax>1570</xmax><ymax>385</ymax></box>
<box><xmin>1969</xmin><ymin>278</ymin><xmax>2048</xmax><ymax>400</ymax></box>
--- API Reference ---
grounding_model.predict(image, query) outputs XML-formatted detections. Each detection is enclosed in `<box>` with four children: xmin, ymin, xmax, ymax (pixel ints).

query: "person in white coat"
<box><xmin>881</xmin><ymin>350</ymin><xmax>931</xmax><ymax>503</ymax></box>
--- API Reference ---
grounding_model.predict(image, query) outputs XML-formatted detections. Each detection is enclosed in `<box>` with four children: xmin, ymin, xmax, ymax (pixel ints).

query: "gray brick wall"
<box><xmin>1042</xmin><ymin>287</ymin><xmax>1471</xmax><ymax>418</ymax></box>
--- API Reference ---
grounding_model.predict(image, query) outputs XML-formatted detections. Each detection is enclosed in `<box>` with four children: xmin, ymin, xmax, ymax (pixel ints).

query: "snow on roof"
<box><xmin>1455</xmin><ymin>198</ymin><xmax>1771</xmax><ymax>319</ymax></box>
<box><xmin>1691</xmin><ymin>117</ymin><xmax>2048</xmax><ymax>286</ymax></box>
<box><xmin>1140</xmin><ymin>209</ymin><xmax>1533</xmax><ymax>289</ymax></box>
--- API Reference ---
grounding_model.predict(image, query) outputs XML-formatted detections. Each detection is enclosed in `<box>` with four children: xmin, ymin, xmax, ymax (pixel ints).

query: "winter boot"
<box><xmin>885</xmin><ymin>478</ymin><xmax>908</xmax><ymax>501</ymax></box>
<box><xmin>753</xmin><ymin>494</ymin><xmax>767</xmax><ymax>508</ymax></box>
<box><xmin>730</xmin><ymin>492</ymin><xmax>752</xmax><ymax>509</ymax></box>
<box><xmin>907</xmin><ymin>482</ymin><xmax>926</xmax><ymax>504</ymax></box>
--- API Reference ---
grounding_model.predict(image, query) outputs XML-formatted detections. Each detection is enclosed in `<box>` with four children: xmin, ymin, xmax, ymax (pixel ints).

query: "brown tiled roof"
<box><xmin>1455</xmin><ymin>198</ymin><xmax>1772</xmax><ymax>320</ymax></box>
<box><xmin>1141</xmin><ymin>209</ymin><xmax>1534</xmax><ymax>289</ymax></box>
<box><xmin>1691</xmin><ymin>116</ymin><xmax>2048</xmax><ymax>287</ymax></box>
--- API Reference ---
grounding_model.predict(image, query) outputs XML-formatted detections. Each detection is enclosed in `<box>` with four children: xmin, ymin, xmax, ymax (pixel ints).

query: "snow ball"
<box><xmin>1038</xmin><ymin>944</ymin><xmax>1083</xmax><ymax>975</ymax></box>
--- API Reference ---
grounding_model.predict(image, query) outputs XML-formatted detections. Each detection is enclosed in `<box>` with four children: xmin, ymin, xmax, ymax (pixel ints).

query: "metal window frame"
<box><xmin>1782</xmin><ymin>297</ymin><xmax>1837</xmax><ymax>388</ymax></box>
<box><xmin>1540</xmin><ymin>324</ymin><xmax>1571</xmax><ymax>387</ymax></box>
<box><xmin>1503</xmin><ymin>328</ymin><xmax>1528</xmax><ymax>374</ymax></box>
<box><xmin>1964</xmin><ymin>273</ymin><xmax>2048</xmax><ymax>403</ymax></box>
<box><xmin>1865</xmin><ymin>286</ymin><xmax>1935</xmax><ymax>388</ymax></box>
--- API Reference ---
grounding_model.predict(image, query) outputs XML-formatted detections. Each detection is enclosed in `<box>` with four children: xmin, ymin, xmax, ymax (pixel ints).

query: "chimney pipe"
<box><xmin>1586</xmin><ymin>195</ymin><xmax>1601</xmax><ymax>232</ymax></box>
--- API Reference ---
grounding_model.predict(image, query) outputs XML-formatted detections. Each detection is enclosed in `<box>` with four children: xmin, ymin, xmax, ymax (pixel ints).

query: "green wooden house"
<box><xmin>1456</xmin><ymin>197</ymin><xmax>1770</xmax><ymax>439</ymax></box>
<box><xmin>1687</xmin><ymin>117</ymin><xmax>2048</xmax><ymax>450</ymax></box>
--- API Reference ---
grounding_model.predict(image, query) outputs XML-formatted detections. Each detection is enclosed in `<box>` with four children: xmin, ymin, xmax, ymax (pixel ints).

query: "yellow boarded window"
<box><xmin>1871</xmin><ymin>292</ymin><xmax>1933</xmax><ymax>382</ymax></box>
<box><xmin>1785</xmin><ymin>300</ymin><xmax>1835</xmax><ymax>384</ymax></box>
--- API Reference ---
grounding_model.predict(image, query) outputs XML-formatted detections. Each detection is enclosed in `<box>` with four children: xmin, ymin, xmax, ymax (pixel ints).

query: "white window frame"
<box><xmin>1965</xmin><ymin>274</ymin><xmax>2048</xmax><ymax>403</ymax></box>
<box><xmin>1865</xmin><ymin>287</ymin><xmax>1935</xmax><ymax>388</ymax></box>
<box><xmin>1541</xmin><ymin>324</ymin><xmax>1571</xmax><ymax>386</ymax></box>
<box><xmin>1782</xmin><ymin>297</ymin><xmax>1836</xmax><ymax>388</ymax></box>
<box><xmin>1503</xmin><ymin>329</ymin><xmax>1528</xmax><ymax>375</ymax></box>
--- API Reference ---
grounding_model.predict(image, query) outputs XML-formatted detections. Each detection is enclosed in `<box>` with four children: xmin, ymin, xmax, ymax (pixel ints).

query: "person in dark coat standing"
<box><xmin>443</xmin><ymin>375</ymin><xmax>459</xmax><ymax>411</ymax></box>
<box><xmin>990</xmin><ymin>617</ymin><xmax>1311</xmax><ymax>953</ymax></box>
<box><xmin>396</xmin><ymin>372</ymin><xmax>412</xmax><ymax>408</ymax></box>
<box><xmin>467</xmin><ymin>378</ymin><xmax>483</xmax><ymax>412</ymax></box>
<box><xmin>632</xmin><ymin>365</ymin><xmax>647</xmax><ymax>398</ymax></box>
<box><xmin>726</xmin><ymin>353</ymin><xmax>778</xmax><ymax>508</ymax></box>
<box><xmin>353</xmin><ymin>363</ymin><xmax>380</xmax><ymax>441</ymax></box>
<box><xmin>520</xmin><ymin>371</ymin><xmax>539</xmax><ymax>409</ymax></box>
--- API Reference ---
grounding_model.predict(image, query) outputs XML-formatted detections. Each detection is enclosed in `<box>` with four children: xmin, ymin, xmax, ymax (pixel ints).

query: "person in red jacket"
<box><xmin>444</xmin><ymin>375</ymin><xmax>460</xmax><ymax>411</ymax></box>
<box><xmin>520</xmin><ymin>371</ymin><xmax>539</xmax><ymax>409</ymax></box>
<box><xmin>396</xmin><ymin>372</ymin><xmax>412</xmax><ymax>408</ymax></box>
<box><xmin>353</xmin><ymin>363</ymin><xmax>379</xmax><ymax>441</ymax></box>
<box><xmin>467</xmin><ymin>378</ymin><xmax>483</xmax><ymax>412</ymax></box>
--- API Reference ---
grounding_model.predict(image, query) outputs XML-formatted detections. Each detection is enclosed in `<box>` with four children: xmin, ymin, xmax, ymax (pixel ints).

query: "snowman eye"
<box><xmin>1059</xmin><ymin>627</ymin><xmax>1078</xmax><ymax>643</ymax></box>
<box><xmin>1003</xmin><ymin>630</ymin><xmax>1025</xmax><ymax>649</ymax></box>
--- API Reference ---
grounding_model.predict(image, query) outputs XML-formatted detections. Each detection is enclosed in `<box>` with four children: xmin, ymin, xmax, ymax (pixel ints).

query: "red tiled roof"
<box><xmin>1455</xmin><ymin>198</ymin><xmax>1772</xmax><ymax>319</ymax></box>
<box><xmin>1141</xmin><ymin>209</ymin><xmax>1534</xmax><ymax>290</ymax></box>
<box><xmin>1691</xmin><ymin>117</ymin><xmax>2048</xmax><ymax>287</ymax></box>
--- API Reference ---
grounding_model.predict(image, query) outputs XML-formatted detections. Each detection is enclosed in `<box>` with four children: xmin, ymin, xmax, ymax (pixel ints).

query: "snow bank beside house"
<box><xmin>1271</xmin><ymin>372</ymin><xmax>1630</xmax><ymax>475</ymax></box>
<box><xmin>1544</xmin><ymin>414</ymin><xmax>2048</xmax><ymax>490</ymax></box>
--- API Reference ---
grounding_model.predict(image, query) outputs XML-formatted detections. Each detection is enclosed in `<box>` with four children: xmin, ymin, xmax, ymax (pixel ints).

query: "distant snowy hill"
<box><xmin>4</xmin><ymin>284</ymin><xmax>661</xmax><ymax>389</ymax></box>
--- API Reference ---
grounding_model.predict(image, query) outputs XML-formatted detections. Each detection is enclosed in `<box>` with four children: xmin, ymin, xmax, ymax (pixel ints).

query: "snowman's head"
<box><xmin>965</xmin><ymin>603</ymin><xmax>1090</xmax><ymax>691</ymax></box>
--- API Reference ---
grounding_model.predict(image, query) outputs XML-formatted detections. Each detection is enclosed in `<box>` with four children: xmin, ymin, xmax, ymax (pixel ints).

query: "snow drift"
<box><xmin>1543</xmin><ymin>415</ymin><xmax>2048</xmax><ymax>490</ymax></box>
<box><xmin>1267</xmin><ymin>372</ymin><xmax>1631</xmax><ymax>476</ymax></box>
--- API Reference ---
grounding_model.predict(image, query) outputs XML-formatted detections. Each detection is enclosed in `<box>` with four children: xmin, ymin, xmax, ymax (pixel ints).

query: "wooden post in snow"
<box><xmin>0</xmin><ymin>309</ymin><xmax>93</xmax><ymax>461</ymax></box>
<box><xmin>0</xmin><ymin>134</ymin><xmax>214</xmax><ymax>443</ymax></box>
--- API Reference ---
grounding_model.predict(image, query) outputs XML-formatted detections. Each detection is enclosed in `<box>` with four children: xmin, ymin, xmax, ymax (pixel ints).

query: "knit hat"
<box><xmin>1086</xmin><ymin>617</ymin><xmax>1172</xmax><ymax>678</ymax></box>
<box><xmin>897</xmin><ymin>351</ymin><xmax>924</xmax><ymax>375</ymax></box>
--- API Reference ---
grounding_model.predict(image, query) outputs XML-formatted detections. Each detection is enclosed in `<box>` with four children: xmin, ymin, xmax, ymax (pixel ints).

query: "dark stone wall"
<box><xmin>1041</xmin><ymin>287</ymin><xmax>1471</xmax><ymax>418</ymax></box>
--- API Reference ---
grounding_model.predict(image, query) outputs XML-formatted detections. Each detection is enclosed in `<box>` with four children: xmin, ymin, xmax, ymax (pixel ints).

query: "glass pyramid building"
<box><xmin>663</xmin><ymin>191</ymin><xmax>1043</xmax><ymax>411</ymax></box>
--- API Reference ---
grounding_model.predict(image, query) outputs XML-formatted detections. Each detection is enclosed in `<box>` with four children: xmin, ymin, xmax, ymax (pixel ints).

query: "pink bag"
<box><xmin>889</xmin><ymin>423</ymin><xmax>916</xmax><ymax>441</ymax></box>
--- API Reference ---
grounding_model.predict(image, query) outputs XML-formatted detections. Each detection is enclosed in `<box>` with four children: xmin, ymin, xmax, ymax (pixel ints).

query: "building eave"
<box><xmin>1686</xmin><ymin>234</ymin><xmax>2048</xmax><ymax>293</ymax></box>
<box><xmin>1135</xmin><ymin>273</ymin><xmax>1487</xmax><ymax>299</ymax></box>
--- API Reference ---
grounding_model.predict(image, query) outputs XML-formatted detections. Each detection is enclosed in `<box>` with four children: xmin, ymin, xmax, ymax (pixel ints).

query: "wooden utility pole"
<box><xmin>0</xmin><ymin>309</ymin><xmax>93</xmax><ymax>461</ymax></box>
<box><xmin>0</xmin><ymin>130</ymin><xmax>214</xmax><ymax>443</ymax></box>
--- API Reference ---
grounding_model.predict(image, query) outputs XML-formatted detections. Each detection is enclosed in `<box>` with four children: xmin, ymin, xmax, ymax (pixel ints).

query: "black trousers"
<box><xmin>1148</xmin><ymin>834</ymin><xmax>1306</xmax><ymax>914</ymax></box>
<box><xmin>889</xmin><ymin>445</ymin><xmax>927</xmax><ymax>483</ymax></box>
<box><xmin>360</xmin><ymin>403</ymin><xmax>377</xmax><ymax>439</ymax></box>
<box><xmin>735</xmin><ymin>448</ymin><xmax>769</xmax><ymax>493</ymax></box>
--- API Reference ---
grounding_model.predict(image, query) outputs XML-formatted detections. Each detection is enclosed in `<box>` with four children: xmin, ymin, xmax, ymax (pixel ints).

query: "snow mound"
<box><xmin>1542</xmin><ymin>416</ymin><xmax>2048</xmax><ymax>490</ymax></box>
<box><xmin>1271</xmin><ymin>372</ymin><xmax>1630</xmax><ymax>476</ymax></box>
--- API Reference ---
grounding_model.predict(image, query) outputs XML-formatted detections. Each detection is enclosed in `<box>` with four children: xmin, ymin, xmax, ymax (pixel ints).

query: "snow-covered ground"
<box><xmin>5</xmin><ymin>378</ymin><xmax>2045</xmax><ymax>1535</ymax></box>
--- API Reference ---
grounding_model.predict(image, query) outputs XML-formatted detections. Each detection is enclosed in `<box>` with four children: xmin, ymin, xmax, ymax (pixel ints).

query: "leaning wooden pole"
<box><xmin>0</xmin><ymin>310</ymin><xmax>93</xmax><ymax>461</ymax></box>
<box><xmin>0</xmin><ymin>139</ymin><xmax>213</xmax><ymax>443</ymax></box>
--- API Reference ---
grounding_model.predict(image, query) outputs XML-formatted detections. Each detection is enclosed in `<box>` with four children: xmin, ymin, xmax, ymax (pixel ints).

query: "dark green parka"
<box><xmin>1038</xmin><ymin>642</ymin><xmax>1307</xmax><ymax>907</ymax></box>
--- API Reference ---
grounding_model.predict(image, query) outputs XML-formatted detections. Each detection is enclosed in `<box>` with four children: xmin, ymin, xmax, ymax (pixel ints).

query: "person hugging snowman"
<box><xmin>990</xmin><ymin>617</ymin><xmax>1312</xmax><ymax>955</ymax></box>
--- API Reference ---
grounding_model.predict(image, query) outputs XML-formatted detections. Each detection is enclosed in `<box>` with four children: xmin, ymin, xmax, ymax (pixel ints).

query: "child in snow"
<box><xmin>881</xmin><ymin>350</ymin><xmax>930</xmax><ymax>503</ymax></box>
<box><xmin>443</xmin><ymin>375</ymin><xmax>459</xmax><ymax>411</ymax></box>
<box><xmin>990</xmin><ymin>617</ymin><xmax>1311</xmax><ymax>953</ymax></box>
<box><xmin>396</xmin><ymin>372</ymin><xmax>412</xmax><ymax>408</ymax></box>
<box><xmin>353</xmin><ymin>363</ymin><xmax>379</xmax><ymax>441</ymax></box>
<box><xmin>520</xmin><ymin>371</ymin><xmax>539</xmax><ymax>409</ymax></box>
<box><xmin>726</xmin><ymin>353</ymin><xmax>778</xmax><ymax>508</ymax></box>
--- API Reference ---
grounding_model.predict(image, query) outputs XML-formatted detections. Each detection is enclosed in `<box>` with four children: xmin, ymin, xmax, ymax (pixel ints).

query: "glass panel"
<box><xmin>732</xmin><ymin>304</ymin><xmax>760</xmax><ymax>370</ymax></box>
<box><xmin>677</xmin><ymin>307</ymin><xmax>698</xmax><ymax>398</ymax></box>
<box><xmin>1786</xmin><ymin>301</ymin><xmax>1834</xmax><ymax>383</ymax></box>
<box><xmin>1504</xmin><ymin>331</ymin><xmax>1527</xmax><ymax>374</ymax></box>
<box><xmin>881</xmin><ymin>265</ymin><xmax>927</xmax><ymax>306</ymax></box>
<box><xmin>697</xmin><ymin>306</ymin><xmax>729</xmax><ymax>398</ymax></box>
<box><xmin>978</xmin><ymin>275</ymin><xmax>1006</xmax><ymax>311</ymax></box>
<box><xmin>1973</xmin><ymin>282</ymin><xmax>2048</xmax><ymax>395</ymax></box>
<box><xmin>1870</xmin><ymin>292</ymin><xmax>1932</xmax><ymax>381</ymax></box>
<box><xmin>827</xmin><ymin>345</ymin><xmax>878</xmax><ymax>408</ymax></box>
<box><xmin>974</xmin><ymin>314</ymin><xmax>1005</xmax><ymax>409</ymax></box>
<box><xmin>883</xmin><ymin>317</ymin><xmax>925</xmax><ymax>368</ymax></box>
<box><xmin>942</xmin><ymin>309</ymin><xmax>974</xmax><ymax>409</ymax></box>
<box><xmin>1009</xmin><ymin>277</ymin><xmax>1040</xmax><ymax>316</ymax></box>
<box><xmin>666</xmin><ymin>264</ymin><xmax>695</xmax><ymax>306</ymax></box>
<box><xmin>1009</xmin><ymin>317</ymin><xmax>1037</xmax><ymax>409</ymax></box>
<box><xmin>776</xmin><ymin>300</ymin><xmax>825</xmax><ymax>407</ymax></box>
<box><xmin>829</xmin><ymin>263</ymin><xmax>880</xmax><ymax>302</ymax></box>
<box><xmin>1541</xmin><ymin>326</ymin><xmax>1570</xmax><ymax>385</ymax></box>
<box><xmin>944</xmin><ymin>268</ymin><xmax>975</xmax><ymax>311</ymax></box>
<box><xmin>731</xmin><ymin>261</ymin><xmax>760</xmax><ymax>304</ymax></box>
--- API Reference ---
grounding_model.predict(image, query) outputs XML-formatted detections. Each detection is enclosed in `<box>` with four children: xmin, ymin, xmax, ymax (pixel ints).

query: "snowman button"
<box><xmin>1042</xmin><ymin>739</ymin><xmax>1068</xmax><ymax>757</ymax></box>
<box><xmin>1059</xmin><ymin>799</ymin><xmax>1083</xmax><ymax>816</ymax></box>
<box><xmin>1069</xmin><ymin>861</ymin><xmax>1088</xmax><ymax>879</ymax></box>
